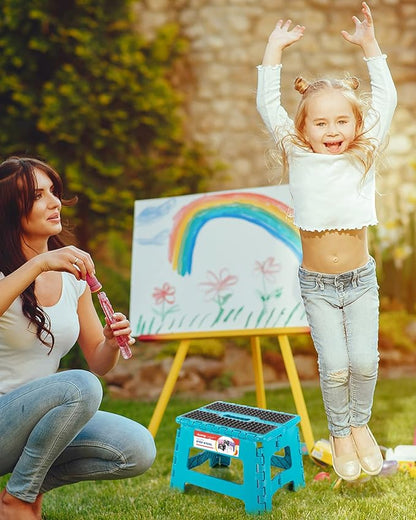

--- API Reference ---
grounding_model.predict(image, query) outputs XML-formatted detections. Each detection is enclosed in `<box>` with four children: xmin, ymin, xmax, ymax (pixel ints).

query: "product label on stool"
<box><xmin>194</xmin><ymin>430</ymin><xmax>240</xmax><ymax>457</ymax></box>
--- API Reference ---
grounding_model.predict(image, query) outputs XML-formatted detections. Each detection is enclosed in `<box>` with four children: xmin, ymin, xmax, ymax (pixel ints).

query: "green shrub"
<box><xmin>379</xmin><ymin>310</ymin><xmax>416</xmax><ymax>351</ymax></box>
<box><xmin>0</xmin><ymin>0</ymin><xmax>216</xmax><ymax>251</ymax></box>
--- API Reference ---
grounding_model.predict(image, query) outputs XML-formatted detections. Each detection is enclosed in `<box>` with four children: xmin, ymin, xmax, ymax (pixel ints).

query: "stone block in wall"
<box><xmin>397</xmin><ymin>82</ymin><xmax>416</xmax><ymax>108</ymax></box>
<box><xmin>389</xmin><ymin>134</ymin><xmax>413</xmax><ymax>155</ymax></box>
<box><xmin>402</xmin><ymin>3</ymin><xmax>416</xmax><ymax>23</ymax></box>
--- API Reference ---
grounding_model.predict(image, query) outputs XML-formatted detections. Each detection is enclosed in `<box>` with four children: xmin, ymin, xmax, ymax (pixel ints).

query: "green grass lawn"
<box><xmin>2</xmin><ymin>377</ymin><xmax>416</xmax><ymax>519</ymax></box>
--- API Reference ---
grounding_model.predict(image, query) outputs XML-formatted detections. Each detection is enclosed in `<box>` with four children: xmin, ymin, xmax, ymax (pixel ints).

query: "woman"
<box><xmin>0</xmin><ymin>156</ymin><xmax>156</xmax><ymax>520</ymax></box>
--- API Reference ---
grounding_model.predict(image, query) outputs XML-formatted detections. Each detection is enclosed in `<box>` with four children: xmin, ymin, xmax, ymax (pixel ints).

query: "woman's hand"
<box><xmin>103</xmin><ymin>312</ymin><xmax>135</xmax><ymax>347</ymax></box>
<box><xmin>35</xmin><ymin>245</ymin><xmax>95</xmax><ymax>280</ymax></box>
<box><xmin>77</xmin><ymin>291</ymin><xmax>135</xmax><ymax>375</ymax></box>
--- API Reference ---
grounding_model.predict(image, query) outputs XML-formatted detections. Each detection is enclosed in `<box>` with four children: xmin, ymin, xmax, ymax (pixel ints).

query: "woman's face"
<box><xmin>20</xmin><ymin>169</ymin><xmax>62</xmax><ymax>245</ymax></box>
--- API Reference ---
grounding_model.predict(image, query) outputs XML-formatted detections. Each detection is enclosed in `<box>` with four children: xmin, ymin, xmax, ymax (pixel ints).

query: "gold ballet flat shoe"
<box><xmin>329</xmin><ymin>435</ymin><xmax>361</xmax><ymax>481</ymax></box>
<box><xmin>352</xmin><ymin>425</ymin><xmax>383</xmax><ymax>476</ymax></box>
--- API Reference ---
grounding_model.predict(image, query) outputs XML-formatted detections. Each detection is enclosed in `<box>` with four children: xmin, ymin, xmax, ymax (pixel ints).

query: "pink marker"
<box><xmin>86</xmin><ymin>274</ymin><xmax>132</xmax><ymax>360</ymax></box>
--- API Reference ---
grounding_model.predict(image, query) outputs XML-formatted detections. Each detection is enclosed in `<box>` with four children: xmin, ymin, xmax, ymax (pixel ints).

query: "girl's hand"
<box><xmin>341</xmin><ymin>2</ymin><xmax>376</xmax><ymax>47</ymax></box>
<box><xmin>36</xmin><ymin>245</ymin><xmax>95</xmax><ymax>280</ymax></box>
<box><xmin>267</xmin><ymin>19</ymin><xmax>305</xmax><ymax>50</ymax></box>
<box><xmin>103</xmin><ymin>312</ymin><xmax>135</xmax><ymax>346</ymax></box>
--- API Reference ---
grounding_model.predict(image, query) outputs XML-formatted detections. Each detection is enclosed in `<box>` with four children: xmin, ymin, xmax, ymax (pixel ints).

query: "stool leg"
<box><xmin>288</xmin><ymin>428</ymin><xmax>306</xmax><ymax>490</ymax></box>
<box><xmin>242</xmin><ymin>443</ymin><xmax>270</xmax><ymax>514</ymax></box>
<box><xmin>170</xmin><ymin>426</ymin><xmax>193</xmax><ymax>491</ymax></box>
<box><xmin>273</xmin><ymin>427</ymin><xmax>305</xmax><ymax>491</ymax></box>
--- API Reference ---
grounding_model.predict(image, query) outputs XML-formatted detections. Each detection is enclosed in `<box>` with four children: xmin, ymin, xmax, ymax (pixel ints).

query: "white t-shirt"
<box><xmin>0</xmin><ymin>272</ymin><xmax>87</xmax><ymax>395</ymax></box>
<box><xmin>256</xmin><ymin>55</ymin><xmax>397</xmax><ymax>232</ymax></box>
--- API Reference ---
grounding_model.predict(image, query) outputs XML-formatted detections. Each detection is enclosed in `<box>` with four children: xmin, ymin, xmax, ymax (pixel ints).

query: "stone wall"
<box><xmin>107</xmin><ymin>1</ymin><xmax>416</xmax><ymax>400</ymax></box>
<box><xmin>135</xmin><ymin>0</ymin><xmax>416</xmax><ymax>201</ymax></box>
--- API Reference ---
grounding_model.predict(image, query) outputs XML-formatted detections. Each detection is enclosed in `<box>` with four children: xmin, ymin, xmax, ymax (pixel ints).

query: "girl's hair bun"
<box><xmin>294</xmin><ymin>76</ymin><xmax>310</xmax><ymax>94</ymax></box>
<box><xmin>294</xmin><ymin>75</ymin><xmax>360</xmax><ymax>95</ymax></box>
<box><xmin>344</xmin><ymin>75</ymin><xmax>360</xmax><ymax>90</ymax></box>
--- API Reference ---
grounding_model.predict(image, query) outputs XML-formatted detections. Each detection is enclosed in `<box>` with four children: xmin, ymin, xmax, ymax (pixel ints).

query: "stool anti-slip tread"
<box><xmin>182</xmin><ymin>409</ymin><xmax>277</xmax><ymax>434</ymax></box>
<box><xmin>205</xmin><ymin>401</ymin><xmax>294</xmax><ymax>424</ymax></box>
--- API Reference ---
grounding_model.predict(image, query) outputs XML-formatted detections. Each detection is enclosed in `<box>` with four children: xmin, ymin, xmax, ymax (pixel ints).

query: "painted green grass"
<box><xmin>2</xmin><ymin>378</ymin><xmax>416</xmax><ymax>519</ymax></box>
<box><xmin>135</xmin><ymin>301</ymin><xmax>305</xmax><ymax>336</ymax></box>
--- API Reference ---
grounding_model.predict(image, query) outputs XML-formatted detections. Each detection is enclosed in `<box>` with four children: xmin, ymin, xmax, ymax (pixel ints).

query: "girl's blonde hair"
<box><xmin>273</xmin><ymin>75</ymin><xmax>379</xmax><ymax>182</ymax></box>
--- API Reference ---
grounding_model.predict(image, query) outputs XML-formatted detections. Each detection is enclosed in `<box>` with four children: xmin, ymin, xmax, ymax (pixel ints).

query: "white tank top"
<box><xmin>0</xmin><ymin>272</ymin><xmax>86</xmax><ymax>395</ymax></box>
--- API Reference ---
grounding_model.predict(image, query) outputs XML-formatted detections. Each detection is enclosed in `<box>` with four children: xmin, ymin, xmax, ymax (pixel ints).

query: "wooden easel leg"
<box><xmin>250</xmin><ymin>336</ymin><xmax>266</xmax><ymax>408</ymax></box>
<box><xmin>278</xmin><ymin>334</ymin><xmax>315</xmax><ymax>454</ymax></box>
<box><xmin>148</xmin><ymin>339</ymin><xmax>191</xmax><ymax>437</ymax></box>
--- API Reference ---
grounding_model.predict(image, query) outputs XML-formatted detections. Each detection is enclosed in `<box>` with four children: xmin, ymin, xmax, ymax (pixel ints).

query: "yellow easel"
<box><xmin>141</xmin><ymin>326</ymin><xmax>315</xmax><ymax>454</ymax></box>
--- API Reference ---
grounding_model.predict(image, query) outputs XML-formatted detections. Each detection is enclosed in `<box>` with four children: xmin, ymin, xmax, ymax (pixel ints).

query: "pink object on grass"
<box><xmin>313</xmin><ymin>472</ymin><xmax>330</xmax><ymax>482</ymax></box>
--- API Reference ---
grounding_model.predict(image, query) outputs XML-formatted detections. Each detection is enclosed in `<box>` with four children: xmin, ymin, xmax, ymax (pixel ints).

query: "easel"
<box><xmin>140</xmin><ymin>326</ymin><xmax>315</xmax><ymax>454</ymax></box>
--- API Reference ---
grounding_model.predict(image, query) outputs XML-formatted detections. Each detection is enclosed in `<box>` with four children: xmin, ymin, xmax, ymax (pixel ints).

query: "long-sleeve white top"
<box><xmin>256</xmin><ymin>55</ymin><xmax>397</xmax><ymax>231</ymax></box>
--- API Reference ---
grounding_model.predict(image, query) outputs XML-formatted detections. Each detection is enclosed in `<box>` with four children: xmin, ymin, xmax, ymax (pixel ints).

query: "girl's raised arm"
<box><xmin>341</xmin><ymin>1</ymin><xmax>381</xmax><ymax>58</ymax></box>
<box><xmin>262</xmin><ymin>19</ymin><xmax>305</xmax><ymax>65</ymax></box>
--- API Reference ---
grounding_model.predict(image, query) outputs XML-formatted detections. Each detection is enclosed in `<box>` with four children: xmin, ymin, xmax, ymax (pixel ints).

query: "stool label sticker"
<box><xmin>194</xmin><ymin>430</ymin><xmax>240</xmax><ymax>457</ymax></box>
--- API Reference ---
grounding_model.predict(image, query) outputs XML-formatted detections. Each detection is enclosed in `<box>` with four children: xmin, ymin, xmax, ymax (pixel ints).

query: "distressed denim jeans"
<box><xmin>298</xmin><ymin>257</ymin><xmax>379</xmax><ymax>437</ymax></box>
<box><xmin>0</xmin><ymin>369</ymin><xmax>156</xmax><ymax>502</ymax></box>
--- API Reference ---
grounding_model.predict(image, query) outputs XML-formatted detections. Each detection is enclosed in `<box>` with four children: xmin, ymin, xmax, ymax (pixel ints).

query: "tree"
<box><xmin>0</xmin><ymin>0</ymin><xmax>215</xmax><ymax>249</ymax></box>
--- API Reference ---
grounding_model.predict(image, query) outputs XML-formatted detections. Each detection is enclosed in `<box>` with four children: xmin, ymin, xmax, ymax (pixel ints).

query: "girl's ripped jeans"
<box><xmin>298</xmin><ymin>257</ymin><xmax>379</xmax><ymax>437</ymax></box>
<box><xmin>0</xmin><ymin>369</ymin><xmax>156</xmax><ymax>502</ymax></box>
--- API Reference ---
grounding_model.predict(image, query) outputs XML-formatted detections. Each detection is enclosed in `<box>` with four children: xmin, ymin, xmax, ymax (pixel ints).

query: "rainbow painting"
<box><xmin>130</xmin><ymin>185</ymin><xmax>308</xmax><ymax>336</ymax></box>
<box><xmin>168</xmin><ymin>192</ymin><xmax>301</xmax><ymax>276</ymax></box>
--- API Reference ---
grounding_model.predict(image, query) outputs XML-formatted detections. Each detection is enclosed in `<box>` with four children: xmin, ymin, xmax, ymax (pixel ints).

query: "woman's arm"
<box><xmin>0</xmin><ymin>246</ymin><xmax>94</xmax><ymax>316</ymax></box>
<box><xmin>76</xmin><ymin>288</ymin><xmax>135</xmax><ymax>375</ymax></box>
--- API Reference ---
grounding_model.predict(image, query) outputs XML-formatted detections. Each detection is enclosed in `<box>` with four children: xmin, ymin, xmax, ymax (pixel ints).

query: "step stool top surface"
<box><xmin>176</xmin><ymin>401</ymin><xmax>300</xmax><ymax>437</ymax></box>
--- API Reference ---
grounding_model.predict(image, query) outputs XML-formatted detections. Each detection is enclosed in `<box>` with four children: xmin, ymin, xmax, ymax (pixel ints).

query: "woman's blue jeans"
<box><xmin>298</xmin><ymin>257</ymin><xmax>379</xmax><ymax>437</ymax></box>
<box><xmin>0</xmin><ymin>369</ymin><xmax>156</xmax><ymax>503</ymax></box>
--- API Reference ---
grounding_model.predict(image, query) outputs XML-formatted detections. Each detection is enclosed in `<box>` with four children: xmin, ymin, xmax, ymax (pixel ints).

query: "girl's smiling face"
<box><xmin>303</xmin><ymin>89</ymin><xmax>357</xmax><ymax>154</ymax></box>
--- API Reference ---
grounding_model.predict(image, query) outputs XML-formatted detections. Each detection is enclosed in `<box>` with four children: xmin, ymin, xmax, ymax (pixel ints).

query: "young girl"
<box><xmin>0</xmin><ymin>157</ymin><xmax>156</xmax><ymax>520</ymax></box>
<box><xmin>256</xmin><ymin>2</ymin><xmax>396</xmax><ymax>481</ymax></box>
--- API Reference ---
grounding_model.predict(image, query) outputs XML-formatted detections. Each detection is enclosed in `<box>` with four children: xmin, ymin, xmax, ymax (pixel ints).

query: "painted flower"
<box><xmin>152</xmin><ymin>282</ymin><xmax>176</xmax><ymax>305</ymax></box>
<box><xmin>254</xmin><ymin>257</ymin><xmax>281</xmax><ymax>283</ymax></box>
<box><xmin>200</xmin><ymin>268</ymin><xmax>238</xmax><ymax>299</ymax></box>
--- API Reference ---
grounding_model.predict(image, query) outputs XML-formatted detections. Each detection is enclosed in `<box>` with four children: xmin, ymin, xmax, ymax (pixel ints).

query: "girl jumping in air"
<box><xmin>256</xmin><ymin>2</ymin><xmax>396</xmax><ymax>481</ymax></box>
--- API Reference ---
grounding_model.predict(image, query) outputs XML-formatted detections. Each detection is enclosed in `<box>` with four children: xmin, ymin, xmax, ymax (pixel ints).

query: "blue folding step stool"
<box><xmin>170</xmin><ymin>401</ymin><xmax>305</xmax><ymax>514</ymax></box>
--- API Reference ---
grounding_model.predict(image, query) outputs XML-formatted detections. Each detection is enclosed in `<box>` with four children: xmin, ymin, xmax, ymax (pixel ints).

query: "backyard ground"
<box><xmin>2</xmin><ymin>377</ymin><xmax>415</xmax><ymax>520</ymax></box>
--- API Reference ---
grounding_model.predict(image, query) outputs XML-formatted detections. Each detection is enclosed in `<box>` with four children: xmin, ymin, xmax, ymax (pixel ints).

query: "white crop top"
<box><xmin>256</xmin><ymin>55</ymin><xmax>397</xmax><ymax>231</ymax></box>
<box><xmin>0</xmin><ymin>272</ymin><xmax>87</xmax><ymax>395</ymax></box>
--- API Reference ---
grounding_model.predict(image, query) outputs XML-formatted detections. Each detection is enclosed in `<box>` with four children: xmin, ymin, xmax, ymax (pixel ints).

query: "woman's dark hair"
<box><xmin>0</xmin><ymin>156</ymin><xmax>76</xmax><ymax>350</ymax></box>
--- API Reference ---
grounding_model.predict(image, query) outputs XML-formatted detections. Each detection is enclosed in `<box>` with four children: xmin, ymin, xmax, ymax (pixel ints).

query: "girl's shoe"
<box><xmin>329</xmin><ymin>435</ymin><xmax>361</xmax><ymax>481</ymax></box>
<box><xmin>351</xmin><ymin>425</ymin><xmax>383</xmax><ymax>476</ymax></box>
